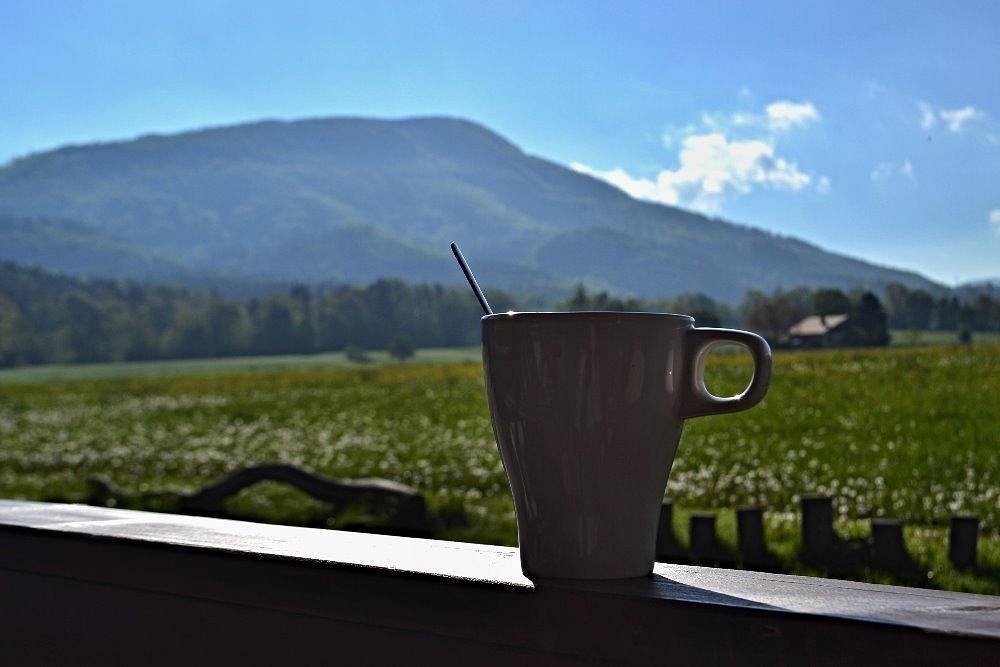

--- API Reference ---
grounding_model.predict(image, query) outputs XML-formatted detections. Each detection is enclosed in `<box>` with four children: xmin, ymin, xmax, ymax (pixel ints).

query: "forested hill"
<box><xmin>0</xmin><ymin>116</ymin><xmax>942</xmax><ymax>302</ymax></box>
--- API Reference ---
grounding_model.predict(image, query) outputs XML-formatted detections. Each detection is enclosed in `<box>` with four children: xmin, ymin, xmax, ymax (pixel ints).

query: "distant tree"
<box><xmin>740</xmin><ymin>289</ymin><xmax>809</xmax><ymax>342</ymax></box>
<box><xmin>885</xmin><ymin>283</ymin><xmax>930</xmax><ymax>330</ymax></box>
<box><xmin>365</xmin><ymin>279</ymin><xmax>409</xmax><ymax>347</ymax></box>
<box><xmin>688</xmin><ymin>308</ymin><xmax>721</xmax><ymax>327</ymax></box>
<box><xmin>557</xmin><ymin>284</ymin><xmax>648</xmax><ymax>313</ymax></box>
<box><xmin>670</xmin><ymin>293</ymin><xmax>728</xmax><ymax>327</ymax></box>
<box><xmin>165</xmin><ymin>313</ymin><xmax>214</xmax><ymax>359</ymax></box>
<box><xmin>958</xmin><ymin>302</ymin><xmax>978</xmax><ymax>332</ymax></box>
<box><xmin>63</xmin><ymin>294</ymin><xmax>105</xmax><ymax>362</ymax></box>
<box><xmin>253</xmin><ymin>299</ymin><xmax>296</xmax><ymax>355</ymax></box>
<box><xmin>386</xmin><ymin>334</ymin><xmax>415</xmax><ymax>361</ymax></box>
<box><xmin>483</xmin><ymin>286</ymin><xmax>520</xmax><ymax>313</ymax></box>
<box><xmin>905</xmin><ymin>290</ymin><xmax>935</xmax><ymax>330</ymax></box>
<box><xmin>812</xmin><ymin>288</ymin><xmax>851</xmax><ymax>317</ymax></box>
<box><xmin>884</xmin><ymin>283</ymin><xmax>910</xmax><ymax>328</ymax></box>
<box><xmin>344</xmin><ymin>344</ymin><xmax>370</xmax><ymax>363</ymax></box>
<box><xmin>0</xmin><ymin>294</ymin><xmax>30</xmax><ymax>367</ymax></box>
<box><xmin>974</xmin><ymin>294</ymin><xmax>999</xmax><ymax>331</ymax></box>
<box><xmin>123</xmin><ymin>323</ymin><xmax>160</xmax><ymax>361</ymax></box>
<box><xmin>208</xmin><ymin>300</ymin><xmax>248</xmax><ymax>357</ymax></box>
<box><xmin>849</xmin><ymin>291</ymin><xmax>890</xmax><ymax>347</ymax></box>
<box><xmin>290</xmin><ymin>284</ymin><xmax>316</xmax><ymax>353</ymax></box>
<box><xmin>435</xmin><ymin>290</ymin><xmax>484</xmax><ymax>347</ymax></box>
<box><xmin>935</xmin><ymin>296</ymin><xmax>961</xmax><ymax>331</ymax></box>
<box><xmin>562</xmin><ymin>284</ymin><xmax>592</xmax><ymax>311</ymax></box>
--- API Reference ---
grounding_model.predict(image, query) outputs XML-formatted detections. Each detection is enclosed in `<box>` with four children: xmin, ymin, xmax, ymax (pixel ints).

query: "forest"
<box><xmin>1</xmin><ymin>260</ymin><xmax>998</xmax><ymax>368</ymax></box>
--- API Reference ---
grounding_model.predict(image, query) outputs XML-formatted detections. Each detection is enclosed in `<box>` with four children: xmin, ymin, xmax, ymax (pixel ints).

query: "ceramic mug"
<box><xmin>482</xmin><ymin>312</ymin><xmax>771</xmax><ymax>579</ymax></box>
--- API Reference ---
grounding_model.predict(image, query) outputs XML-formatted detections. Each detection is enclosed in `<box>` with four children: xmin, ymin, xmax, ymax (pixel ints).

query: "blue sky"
<box><xmin>2</xmin><ymin>1</ymin><xmax>997</xmax><ymax>284</ymax></box>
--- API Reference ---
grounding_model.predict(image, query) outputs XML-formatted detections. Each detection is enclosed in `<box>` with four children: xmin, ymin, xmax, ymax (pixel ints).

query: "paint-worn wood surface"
<box><xmin>0</xmin><ymin>500</ymin><xmax>997</xmax><ymax>665</ymax></box>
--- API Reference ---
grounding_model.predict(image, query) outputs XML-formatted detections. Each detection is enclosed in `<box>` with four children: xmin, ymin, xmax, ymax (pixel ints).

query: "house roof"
<box><xmin>788</xmin><ymin>313</ymin><xmax>849</xmax><ymax>337</ymax></box>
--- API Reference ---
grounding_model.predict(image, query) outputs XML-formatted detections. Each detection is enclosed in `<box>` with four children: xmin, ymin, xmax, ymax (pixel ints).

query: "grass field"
<box><xmin>0</xmin><ymin>347</ymin><xmax>482</xmax><ymax>384</ymax></box>
<box><xmin>0</xmin><ymin>343</ymin><xmax>997</xmax><ymax>593</ymax></box>
<box><xmin>890</xmin><ymin>329</ymin><xmax>1000</xmax><ymax>346</ymax></box>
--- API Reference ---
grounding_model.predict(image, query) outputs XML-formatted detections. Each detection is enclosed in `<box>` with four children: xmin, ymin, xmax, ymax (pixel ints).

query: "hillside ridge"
<box><xmin>0</xmin><ymin>115</ymin><xmax>943</xmax><ymax>301</ymax></box>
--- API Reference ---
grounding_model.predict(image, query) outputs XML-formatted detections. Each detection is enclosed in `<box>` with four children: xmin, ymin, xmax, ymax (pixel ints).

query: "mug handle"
<box><xmin>679</xmin><ymin>328</ymin><xmax>772</xmax><ymax>419</ymax></box>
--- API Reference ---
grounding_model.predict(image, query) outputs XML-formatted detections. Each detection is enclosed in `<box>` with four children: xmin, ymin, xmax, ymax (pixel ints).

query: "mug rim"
<box><xmin>482</xmin><ymin>311</ymin><xmax>696</xmax><ymax>324</ymax></box>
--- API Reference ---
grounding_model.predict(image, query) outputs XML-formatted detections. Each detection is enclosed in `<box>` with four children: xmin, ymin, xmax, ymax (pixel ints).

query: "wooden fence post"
<box><xmin>870</xmin><ymin>518</ymin><xmax>905</xmax><ymax>569</ymax></box>
<box><xmin>737</xmin><ymin>506</ymin><xmax>766</xmax><ymax>562</ymax></box>
<box><xmin>801</xmin><ymin>495</ymin><xmax>834</xmax><ymax>560</ymax></box>
<box><xmin>655</xmin><ymin>502</ymin><xmax>675</xmax><ymax>558</ymax></box>
<box><xmin>949</xmin><ymin>515</ymin><xmax>979</xmax><ymax>570</ymax></box>
<box><xmin>690</xmin><ymin>513</ymin><xmax>716</xmax><ymax>558</ymax></box>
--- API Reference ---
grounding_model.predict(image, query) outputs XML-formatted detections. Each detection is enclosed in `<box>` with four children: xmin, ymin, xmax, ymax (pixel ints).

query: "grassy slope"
<box><xmin>0</xmin><ymin>344</ymin><xmax>997</xmax><ymax>592</ymax></box>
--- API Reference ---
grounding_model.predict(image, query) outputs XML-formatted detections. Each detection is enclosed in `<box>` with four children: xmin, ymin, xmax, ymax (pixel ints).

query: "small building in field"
<box><xmin>787</xmin><ymin>313</ymin><xmax>850</xmax><ymax>348</ymax></box>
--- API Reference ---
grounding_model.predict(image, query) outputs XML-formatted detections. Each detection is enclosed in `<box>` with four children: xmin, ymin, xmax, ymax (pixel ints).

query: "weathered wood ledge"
<box><xmin>0</xmin><ymin>500</ymin><xmax>997</xmax><ymax>665</ymax></box>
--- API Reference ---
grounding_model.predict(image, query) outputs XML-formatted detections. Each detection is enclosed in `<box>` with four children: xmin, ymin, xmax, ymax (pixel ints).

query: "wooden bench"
<box><xmin>0</xmin><ymin>500</ymin><xmax>996</xmax><ymax>665</ymax></box>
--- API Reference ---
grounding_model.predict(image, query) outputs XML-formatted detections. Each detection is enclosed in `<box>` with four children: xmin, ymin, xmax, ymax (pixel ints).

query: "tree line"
<box><xmin>738</xmin><ymin>287</ymin><xmax>890</xmax><ymax>346</ymax></box>
<box><xmin>0</xmin><ymin>262</ymin><xmax>515</xmax><ymax>367</ymax></box>
<box><xmin>735</xmin><ymin>283</ymin><xmax>999</xmax><ymax>345</ymax></box>
<box><xmin>557</xmin><ymin>284</ymin><xmax>891</xmax><ymax>346</ymax></box>
<box><xmin>557</xmin><ymin>282</ymin><xmax>1000</xmax><ymax>347</ymax></box>
<box><xmin>1</xmin><ymin>261</ymin><xmax>998</xmax><ymax>368</ymax></box>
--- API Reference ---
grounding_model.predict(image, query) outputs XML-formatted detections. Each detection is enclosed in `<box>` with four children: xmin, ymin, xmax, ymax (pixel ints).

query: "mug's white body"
<box><xmin>482</xmin><ymin>312</ymin><xmax>770</xmax><ymax>579</ymax></box>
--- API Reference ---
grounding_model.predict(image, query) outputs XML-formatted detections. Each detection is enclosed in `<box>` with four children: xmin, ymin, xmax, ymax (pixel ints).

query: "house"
<box><xmin>787</xmin><ymin>313</ymin><xmax>850</xmax><ymax>348</ymax></box>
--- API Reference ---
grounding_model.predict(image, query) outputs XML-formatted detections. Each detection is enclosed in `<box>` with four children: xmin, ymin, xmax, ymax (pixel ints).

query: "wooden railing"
<box><xmin>0</xmin><ymin>500</ymin><xmax>997</xmax><ymax>665</ymax></box>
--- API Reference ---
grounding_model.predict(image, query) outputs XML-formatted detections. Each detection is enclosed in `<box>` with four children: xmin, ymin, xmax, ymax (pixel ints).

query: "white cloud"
<box><xmin>871</xmin><ymin>160</ymin><xmax>916</xmax><ymax>183</ymax></box>
<box><xmin>661</xmin><ymin>123</ymin><xmax>697</xmax><ymax>147</ymax></box>
<box><xmin>571</xmin><ymin>163</ymin><xmax>680</xmax><ymax>205</ymax></box>
<box><xmin>731</xmin><ymin>112</ymin><xmax>758</xmax><ymax>127</ymax></box>
<box><xmin>700</xmin><ymin>111</ymin><xmax>728</xmax><ymax>131</ymax></box>
<box><xmin>939</xmin><ymin>106</ymin><xmax>984</xmax><ymax>132</ymax></box>
<box><xmin>698</xmin><ymin>100</ymin><xmax>820</xmax><ymax>135</ymax></box>
<box><xmin>765</xmin><ymin>101</ymin><xmax>821</xmax><ymax>131</ymax></box>
<box><xmin>573</xmin><ymin>132</ymin><xmax>811</xmax><ymax>212</ymax></box>
<box><xmin>990</xmin><ymin>209</ymin><xmax>1000</xmax><ymax>235</ymax></box>
<box><xmin>575</xmin><ymin>98</ymin><xmax>825</xmax><ymax>212</ymax></box>
<box><xmin>918</xmin><ymin>102</ymin><xmax>936</xmax><ymax>130</ymax></box>
<box><xmin>870</xmin><ymin>163</ymin><xmax>892</xmax><ymax>181</ymax></box>
<box><xmin>865</xmin><ymin>80</ymin><xmax>888</xmax><ymax>98</ymax></box>
<box><xmin>917</xmin><ymin>102</ymin><xmax>985</xmax><ymax>133</ymax></box>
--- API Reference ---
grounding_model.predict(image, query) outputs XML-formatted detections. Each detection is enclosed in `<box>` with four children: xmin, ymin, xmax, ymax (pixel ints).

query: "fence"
<box><xmin>657</xmin><ymin>495</ymin><xmax>981</xmax><ymax>574</ymax></box>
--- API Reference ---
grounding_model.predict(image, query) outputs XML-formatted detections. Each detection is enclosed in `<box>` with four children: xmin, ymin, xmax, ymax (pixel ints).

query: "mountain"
<box><xmin>0</xmin><ymin>215</ymin><xmax>190</xmax><ymax>281</ymax></box>
<box><xmin>0</xmin><ymin>116</ymin><xmax>943</xmax><ymax>301</ymax></box>
<box><xmin>0</xmin><ymin>214</ymin><xmax>311</xmax><ymax>298</ymax></box>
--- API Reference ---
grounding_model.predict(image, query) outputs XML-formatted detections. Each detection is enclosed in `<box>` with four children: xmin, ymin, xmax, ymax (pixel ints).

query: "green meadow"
<box><xmin>0</xmin><ymin>347</ymin><xmax>482</xmax><ymax>384</ymax></box>
<box><xmin>1</xmin><ymin>343</ymin><xmax>997</xmax><ymax>593</ymax></box>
